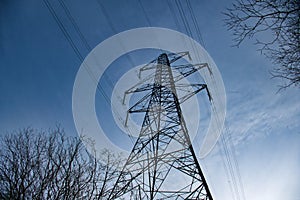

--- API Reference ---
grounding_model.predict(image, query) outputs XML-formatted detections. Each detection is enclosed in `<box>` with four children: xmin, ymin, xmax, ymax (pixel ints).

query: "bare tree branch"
<box><xmin>0</xmin><ymin>127</ymin><xmax>124</xmax><ymax>199</ymax></box>
<box><xmin>224</xmin><ymin>0</ymin><xmax>300</xmax><ymax>89</ymax></box>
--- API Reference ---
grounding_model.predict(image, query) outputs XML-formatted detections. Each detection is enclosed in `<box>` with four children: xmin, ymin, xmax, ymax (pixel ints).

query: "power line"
<box><xmin>166</xmin><ymin>0</ymin><xmax>182</xmax><ymax>32</ymax></box>
<box><xmin>174</xmin><ymin>0</ymin><xmax>203</xmax><ymax>71</ymax></box>
<box><xmin>138</xmin><ymin>0</ymin><xmax>152</xmax><ymax>27</ymax></box>
<box><xmin>57</xmin><ymin>0</ymin><xmax>92</xmax><ymax>51</ymax></box>
<box><xmin>57</xmin><ymin>0</ymin><xmax>117</xmax><ymax>99</ymax></box>
<box><xmin>95</xmin><ymin>0</ymin><xmax>139</xmax><ymax>76</ymax></box>
<box><xmin>209</xmin><ymin>70</ymin><xmax>246</xmax><ymax>200</ymax></box>
<box><xmin>43</xmin><ymin>0</ymin><xmax>101</xmax><ymax>95</ymax></box>
<box><xmin>43</xmin><ymin>0</ymin><xmax>134</xmax><ymax>145</ymax></box>
<box><xmin>43</xmin><ymin>0</ymin><xmax>84</xmax><ymax>61</ymax></box>
<box><xmin>185</xmin><ymin>0</ymin><xmax>206</xmax><ymax>48</ymax></box>
<box><xmin>175</xmin><ymin>0</ymin><xmax>194</xmax><ymax>39</ymax></box>
<box><xmin>225</xmin><ymin>122</ymin><xmax>247</xmax><ymax>200</ymax></box>
<box><xmin>59</xmin><ymin>0</ymin><xmax>138</xmax><ymax>144</ymax></box>
<box><xmin>210</xmin><ymin>101</ymin><xmax>240</xmax><ymax>200</ymax></box>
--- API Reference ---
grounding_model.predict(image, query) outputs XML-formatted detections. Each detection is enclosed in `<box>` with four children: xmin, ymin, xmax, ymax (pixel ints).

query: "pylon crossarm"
<box><xmin>127</xmin><ymin>92</ymin><xmax>153</xmax><ymax>113</ymax></box>
<box><xmin>175</xmin><ymin>83</ymin><xmax>209</xmax><ymax>104</ymax></box>
<box><xmin>172</xmin><ymin>63</ymin><xmax>209</xmax><ymax>82</ymax></box>
<box><xmin>167</xmin><ymin>51</ymin><xmax>190</xmax><ymax>63</ymax></box>
<box><xmin>125</xmin><ymin>83</ymin><xmax>154</xmax><ymax>95</ymax></box>
<box><xmin>139</xmin><ymin>59</ymin><xmax>157</xmax><ymax>77</ymax></box>
<box><xmin>124</xmin><ymin>72</ymin><xmax>155</xmax><ymax>94</ymax></box>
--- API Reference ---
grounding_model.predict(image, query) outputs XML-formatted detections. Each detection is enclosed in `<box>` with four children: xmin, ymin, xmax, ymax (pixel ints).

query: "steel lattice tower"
<box><xmin>109</xmin><ymin>52</ymin><xmax>213</xmax><ymax>200</ymax></box>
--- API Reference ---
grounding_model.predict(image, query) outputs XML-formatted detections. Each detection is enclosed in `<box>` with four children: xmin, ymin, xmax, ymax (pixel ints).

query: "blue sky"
<box><xmin>1</xmin><ymin>0</ymin><xmax>299</xmax><ymax>199</ymax></box>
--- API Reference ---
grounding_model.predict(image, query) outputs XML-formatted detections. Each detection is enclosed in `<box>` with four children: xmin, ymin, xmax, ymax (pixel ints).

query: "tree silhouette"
<box><xmin>224</xmin><ymin>0</ymin><xmax>300</xmax><ymax>89</ymax></box>
<box><xmin>0</xmin><ymin>127</ymin><xmax>123</xmax><ymax>200</ymax></box>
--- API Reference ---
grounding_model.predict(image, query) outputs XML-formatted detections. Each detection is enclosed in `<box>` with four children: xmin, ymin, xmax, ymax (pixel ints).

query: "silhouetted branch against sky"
<box><xmin>224</xmin><ymin>0</ymin><xmax>300</xmax><ymax>89</ymax></box>
<box><xmin>0</xmin><ymin>127</ymin><xmax>122</xmax><ymax>199</ymax></box>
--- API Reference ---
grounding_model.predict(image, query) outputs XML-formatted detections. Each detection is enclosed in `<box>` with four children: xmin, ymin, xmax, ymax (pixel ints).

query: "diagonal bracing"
<box><xmin>109</xmin><ymin>53</ymin><xmax>213</xmax><ymax>200</ymax></box>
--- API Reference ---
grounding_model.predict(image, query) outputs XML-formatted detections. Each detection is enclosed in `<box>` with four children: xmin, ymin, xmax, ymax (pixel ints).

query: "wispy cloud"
<box><xmin>225</xmin><ymin>87</ymin><xmax>300</xmax><ymax>146</ymax></box>
<box><xmin>201</xmin><ymin>83</ymin><xmax>300</xmax><ymax>200</ymax></box>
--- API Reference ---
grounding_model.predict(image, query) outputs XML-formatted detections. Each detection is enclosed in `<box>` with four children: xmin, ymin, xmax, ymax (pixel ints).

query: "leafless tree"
<box><xmin>224</xmin><ymin>0</ymin><xmax>300</xmax><ymax>89</ymax></box>
<box><xmin>0</xmin><ymin>127</ymin><xmax>123</xmax><ymax>200</ymax></box>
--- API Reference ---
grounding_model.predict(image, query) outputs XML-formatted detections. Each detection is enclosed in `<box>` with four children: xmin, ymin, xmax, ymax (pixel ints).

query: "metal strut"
<box><xmin>108</xmin><ymin>53</ymin><xmax>213</xmax><ymax>200</ymax></box>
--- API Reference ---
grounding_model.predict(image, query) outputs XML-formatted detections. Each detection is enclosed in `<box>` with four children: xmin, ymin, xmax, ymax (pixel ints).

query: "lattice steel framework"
<box><xmin>109</xmin><ymin>53</ymin><xmax>213</xmax><ymax>200</ymax></box>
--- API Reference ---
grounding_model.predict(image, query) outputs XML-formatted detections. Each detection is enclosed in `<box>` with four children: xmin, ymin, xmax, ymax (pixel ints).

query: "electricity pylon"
<box><xmin>109</xmin><ymin>52</ymin><xmax>213</xmax><ymax>200</ymax></box>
